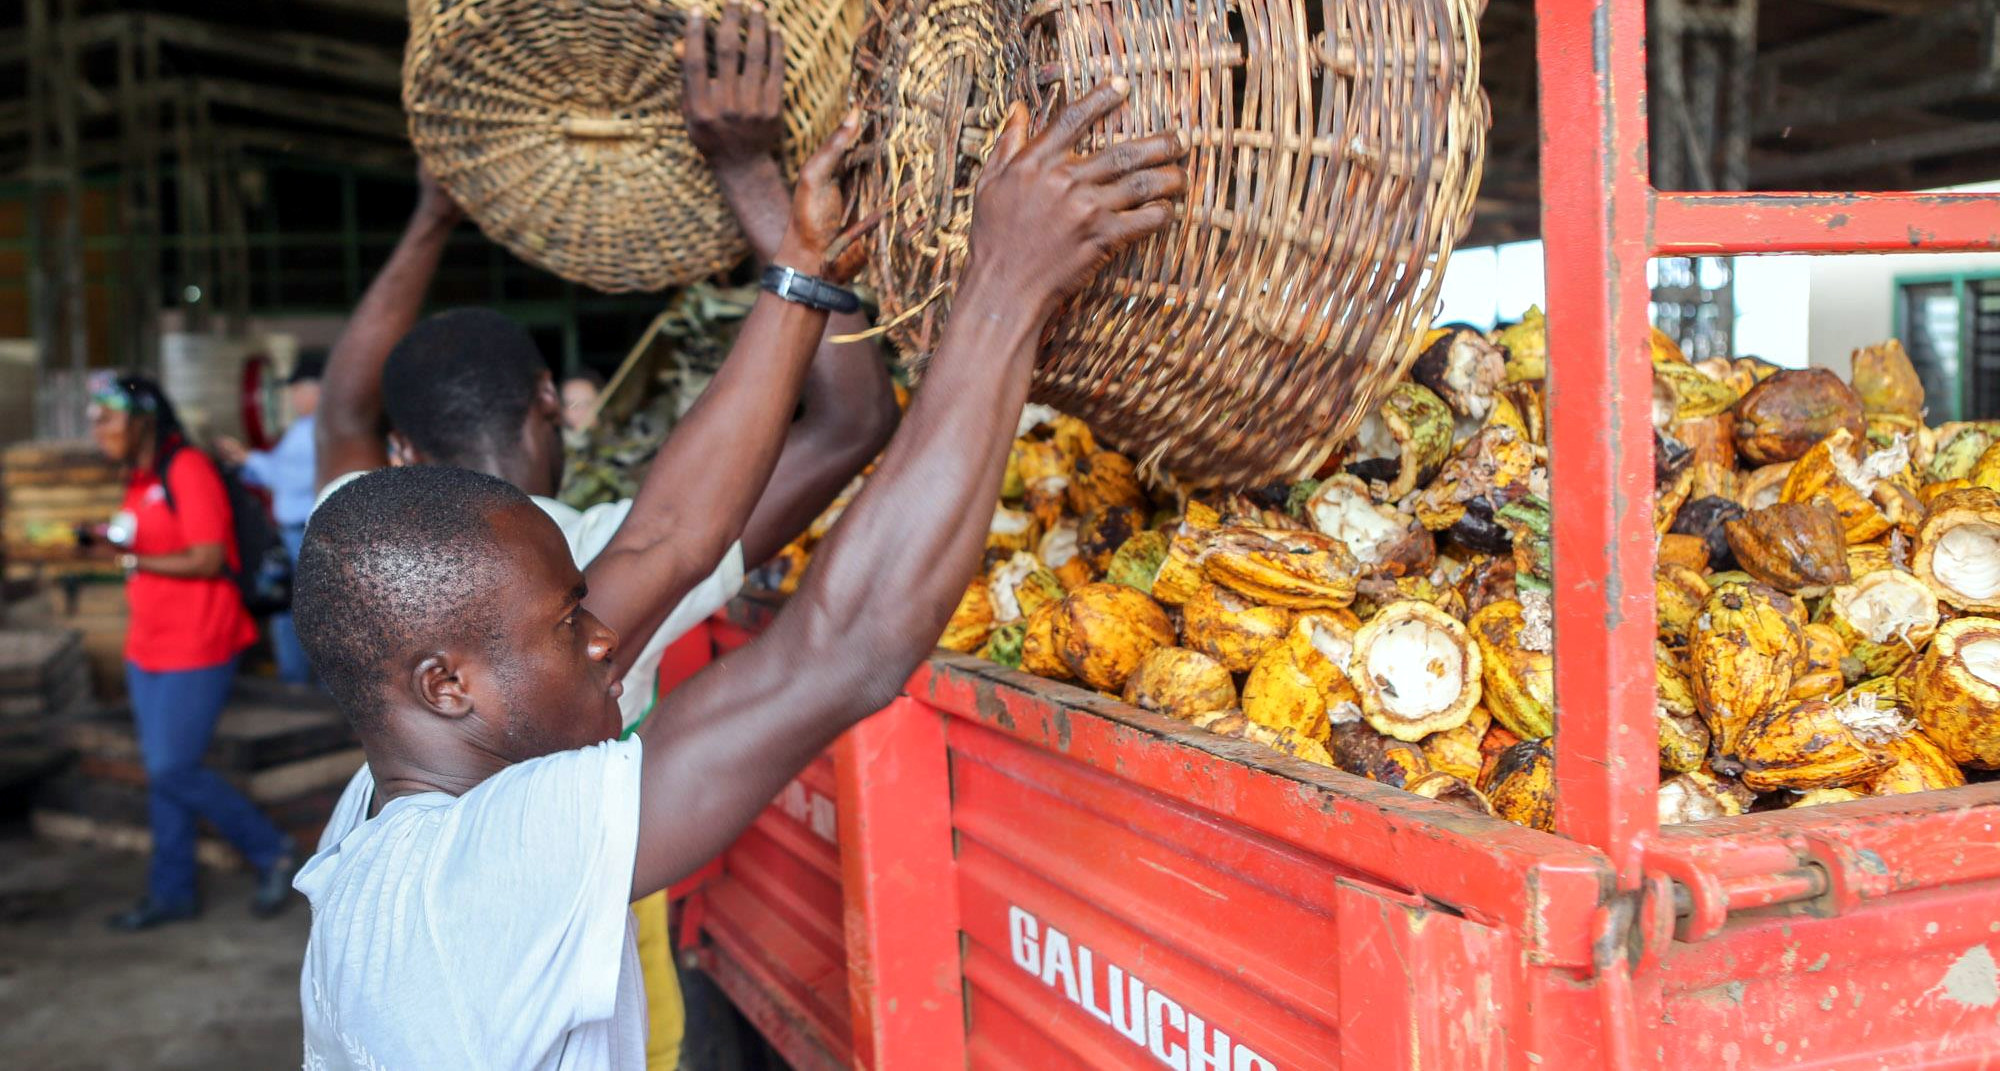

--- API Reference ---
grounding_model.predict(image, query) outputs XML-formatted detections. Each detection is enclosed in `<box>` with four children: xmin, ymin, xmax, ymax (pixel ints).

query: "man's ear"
<box><xmin>387</xmin><ymin>431</ymin><xmax>419</xmax><ymax>468</ymax></box>
<box><xmin>534</xmin><ymin>372</ymin><xmax>561</xmax><ymax>419</ymax></box>
<box><xmin>411</xmin><ymin>653</ymin><xmax>476</xmax><ymax>719</ymax></box>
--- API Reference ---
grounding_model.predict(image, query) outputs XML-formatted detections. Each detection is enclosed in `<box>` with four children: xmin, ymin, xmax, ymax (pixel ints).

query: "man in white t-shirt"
<box><xmin>289</xmin><ymin>72</ymin><xmax>1187</xmax><ymax>1069</ymax></box>
<box><xmin>307</xmin><ymin>15</ymin><xmax>899</xmax><ymax>1062</ymax></box>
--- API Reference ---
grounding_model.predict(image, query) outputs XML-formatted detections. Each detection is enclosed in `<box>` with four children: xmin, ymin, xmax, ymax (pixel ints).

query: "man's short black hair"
<box><xmin>295</xmin><ymin>466</ymin><xmax>530</xmax><ymax>729</ymax></box>
<box><xmin>383</xmin><ymin>308</ymin><xmax>548</xmax><ymax>468</ymax></box>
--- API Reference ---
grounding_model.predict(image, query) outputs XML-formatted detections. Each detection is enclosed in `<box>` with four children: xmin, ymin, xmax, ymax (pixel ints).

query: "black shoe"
<box><xmin>251</xmin><ymin>837</ymin><xmax>301</xmax><ymax>919</ymax></box>
<box><xmin>107</xmin><ymin>898</ymin><xmax>200</xmax><ymax>932</ymax></box>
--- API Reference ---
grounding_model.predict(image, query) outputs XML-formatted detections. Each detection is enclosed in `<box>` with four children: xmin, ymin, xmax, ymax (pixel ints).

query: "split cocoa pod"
<box><xmin>1912</xmin><ymin>488</ymin><xmax>2000</xmax><ymax>613</ymax></box>
<box><xmin>1735</xmin><ymin>693</ymin><xmax>1897</xmax><ymax>792</ymax></box>
<box><xmin>1351</xmin><ymin>601</ymin><xmax>1483</xmax><ymax>743</ymax></box>
<box><xmin>1907</xmin><ymin>616</ymin><xmax>2000</xmax><ymax>768</ymax></box>
<box><xmin>1241</xmin><ymin>613</ymin><xmax>1359</xmax><ymax>740</ymax></box>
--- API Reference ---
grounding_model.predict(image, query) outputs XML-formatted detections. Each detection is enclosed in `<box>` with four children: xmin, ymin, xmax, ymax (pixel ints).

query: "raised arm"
<box><xmin>583</xmin><ymin>4</ymin><xmax>866</xmax><ymax>678</ymax></box>
<box><xmin>688</xmin><ymin>15</ymin><xmax>899</xmax><ymax>565</ymax></box>
<box><xmin>632</xmin><ymin>83</ymin><xmax>1187</xmax><ymax>895</ymax></box>
<box><xmin>314</xmin><ymin>172</ymin><xmax>462</xmax><ymax>492</ymax></box>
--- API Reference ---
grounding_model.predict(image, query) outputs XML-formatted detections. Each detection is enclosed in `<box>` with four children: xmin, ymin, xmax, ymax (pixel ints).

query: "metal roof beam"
<box><xmin>1752</xmin><ymin>119</ymin><xmax>2000</xmax><ymax>183</ymax></box>
<box><xmin>145</xmin><ymin>14</ymin><xmax>403</xmax><ymax>91</ymax></box>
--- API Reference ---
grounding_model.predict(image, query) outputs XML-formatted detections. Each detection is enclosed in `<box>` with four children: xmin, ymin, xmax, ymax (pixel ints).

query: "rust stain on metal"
<box><xmin>1050</xmin><ymin>708</ymin><xmax>1072</xmax><ymax>752</ymax></box>
<box><xmin>1826</xmin><ymin>213</ymin><xmax>1850</xmax><ymax>229</ymax></box>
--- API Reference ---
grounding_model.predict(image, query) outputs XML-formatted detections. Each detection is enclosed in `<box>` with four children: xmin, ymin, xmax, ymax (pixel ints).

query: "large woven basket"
<box><xmin>404</xmin><ymin>0</ymin><xmax>863</xmax><ymax>293</ymax></box>
<box><xmin>849</xmin><ymin>0</ymin><xmax>1486</xmax><ymax>484</ymax></box>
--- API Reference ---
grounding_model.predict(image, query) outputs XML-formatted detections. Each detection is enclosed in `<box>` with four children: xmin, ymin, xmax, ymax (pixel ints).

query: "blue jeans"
<box><xmin>270</xmin><ymin>524</ymin><xmax>312</xmax><ymax>685</ymax></box>
<box><xmin>127</xmin><ymin>658</ymin><xmax>287</xmax><ymax>907</ymax></box>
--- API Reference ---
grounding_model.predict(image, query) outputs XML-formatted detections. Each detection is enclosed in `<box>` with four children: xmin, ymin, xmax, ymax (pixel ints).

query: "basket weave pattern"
<box><xmin>405</xmin><ymin>0</ymin><xmax>863</xmax><ymax>293</ymax></box>
<box><xmin>852</xmin><ymin>0</ymin><xmax>1486</xmax><ymax>484</ymax></box>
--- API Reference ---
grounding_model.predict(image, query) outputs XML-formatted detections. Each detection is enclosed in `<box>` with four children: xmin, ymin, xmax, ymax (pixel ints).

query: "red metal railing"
<box><xmin>1537</xmin><ymin>0</ymin><xmax>2000</xmax><ymax>889</ymax></box>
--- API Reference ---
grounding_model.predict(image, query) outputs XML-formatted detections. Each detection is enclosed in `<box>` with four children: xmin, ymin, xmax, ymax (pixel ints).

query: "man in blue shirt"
<box><xmin>219</xmin><ymin>351</ymin><xmax>323</xmax><ymax>684</ymax></box>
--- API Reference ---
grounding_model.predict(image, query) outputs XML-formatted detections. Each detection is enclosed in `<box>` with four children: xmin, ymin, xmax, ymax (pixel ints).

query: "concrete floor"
<box><xmin>0</xmin><ymin>828</ymin><xmax>307</xmax><ymax>1070</ymax></box>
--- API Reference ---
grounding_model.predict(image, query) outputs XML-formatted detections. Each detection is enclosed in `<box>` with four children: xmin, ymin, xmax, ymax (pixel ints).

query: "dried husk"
<box><xmin>1725</xmin><ymin>501</ymin><xmax>1852</xmax><ymax>596</ymax></box>
<box><xmin>1733</xmin><ymin>368</ymin><xmax>1868</xmax><ymax>466</ymax></box>
<box><xmin>1404</xmin><ymin>771</ymin><xmax>1496</xmax><ymax>816</ymax></box>
<box><xmin>1326</xmin><ymin>721</ymin><xmax>1432</xmax><ymax>787</ymax></box>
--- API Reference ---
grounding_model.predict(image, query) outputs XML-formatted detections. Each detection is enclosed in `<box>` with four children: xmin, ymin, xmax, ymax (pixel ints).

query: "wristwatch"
<box><xmin>761</xmin><ymin>264</ymin><xmax>861</xmax><ymax>315</ymax></box>
<box><xmin>118</xmin><ymin>553</ymin><xmax>138</xmax><ymax>575</ymax></box>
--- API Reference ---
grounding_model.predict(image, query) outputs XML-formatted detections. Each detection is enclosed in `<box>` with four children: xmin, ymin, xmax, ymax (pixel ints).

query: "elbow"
<box><xmin>786</xmin><ymin>595</ymin><xmax>927</xmax><ymax>717</ymax></box>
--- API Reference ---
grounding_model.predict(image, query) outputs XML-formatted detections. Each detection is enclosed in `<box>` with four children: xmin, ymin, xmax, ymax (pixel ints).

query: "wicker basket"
<box><xmin>404</xmin><ymin>0</ymin><xmax>863</xmax><ymax>293</ymax></box>
<box><xmin>850</xmin><ymin>0</ymin><xmax>1486</xmax><ymax>484</ymax></box>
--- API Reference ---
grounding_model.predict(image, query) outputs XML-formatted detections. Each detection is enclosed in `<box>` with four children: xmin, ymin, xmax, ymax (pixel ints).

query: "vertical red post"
<box><xmin>1534</xmin><ymin>0</ymin><xmax>1661</xmax><ymax>880</ymax></box>
<box><xmin>835</xmin><ymin>696</ymin><xmax>968</xmax><ymax>1071</ymax></box>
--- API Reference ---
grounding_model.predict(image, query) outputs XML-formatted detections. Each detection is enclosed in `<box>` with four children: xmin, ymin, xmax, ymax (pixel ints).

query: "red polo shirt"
<box><xmin>121</xmin><ymin>447</ymin><xmax>257</xmax><ymax>672</ymax></box>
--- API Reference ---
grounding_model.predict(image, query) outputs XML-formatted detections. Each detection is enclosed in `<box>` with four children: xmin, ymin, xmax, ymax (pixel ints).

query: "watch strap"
<box><xmin>761</xmin><ymin>265</ymin><xmax>860</xmax><ymax>315</ymax></box>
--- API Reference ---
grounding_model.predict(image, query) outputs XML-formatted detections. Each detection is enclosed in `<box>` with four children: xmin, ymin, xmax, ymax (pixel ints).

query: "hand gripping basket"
<box><xmin>849</xmin><ymin>0</ymin><xmax>1486</xmax><ymax>484</ymax></box>
<box><xmin>404</xmin><ymin>0</ymin><xmax>864</xmax><ymax>293</ymax></box>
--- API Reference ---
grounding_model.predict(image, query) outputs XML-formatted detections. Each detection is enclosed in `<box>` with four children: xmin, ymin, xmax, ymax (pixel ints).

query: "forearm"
<box><xmin>315</xmin><ymin>207</ymin><xmax>457</xmax><ymax>488</ymax></box>
<box><xmin>632</xmin><ymin>280</ymin><xmax>1038</xmax><ymax>891</ymax></box>
<box><xmin>587</xmin><ymin>240</ymin><xmax>830</xmax><ymax>672</ymax></box>
<box><xmin>133</xmin><ymin>546</ymin><xmax>226</xmax><ymax>579</ymax></box>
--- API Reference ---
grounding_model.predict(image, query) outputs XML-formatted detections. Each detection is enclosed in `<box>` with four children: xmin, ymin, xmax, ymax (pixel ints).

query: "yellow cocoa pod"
<box><xmin>1020</xmin><ymin>601</ymin><xmax>1072</xmax><ymax>681</ymax></box>
<box><xmin>1203</xmin><ymin>527</ymin><xmax>1359</xmax><ymax>610</ymax></box>
<box><xmin>1908</xmin><ymin>616</ymin><xmax>2000</xmax><ymax>768</ymax></box>
<box><xmin>1150</xmin><ymin>533</ymin><xmax>1208</xmax><ymax>607</ymax></box>
<box><xmin>1182</xmin><ymin>583</ymin><xmax>1293</xmax><ymax>673</ymax></box>
<box><xmin>1485</xmin><ymin>739</ymin><xmax>1556</xmax><ymax>832</ymax></box>
<box><xmin>1792</xmin><ymin>787</ymin><xmax>1865</xmax><ymax>809</ymax></box>
<box><xmin>1789</xmin><ymin>623</ymin><xmax>1850</xmax><ymax>702</ymax></box>
<box><xmin>1241</xmin><ymin>614</ymin><xmax>1357</xmax><ymax>740</ymax></box>
<box><xmin>938</xmin><ymin>578</ymin><xmax>996</xmax><ymax>653</ymax></box>
<box><xmin>1851</xmin><ymin>339</ymin><xmax>1926</xmax><ymax>422</ymax></box>
<box><xmin>1865</xmin><ymin>724</ymin><xmax>1966</xmax><ymax>796</ymax></box>
<box><xmin>1469</xmin><ymin>598</ymin><xmax>1552</xmax><ymax>740</ymax></box>
<box><xmin>1690</xmin><ymin>582</ymin><xmax>1805</xmax><ymax>759</ymax></box>
<box><xmin>1052</xmin><ymin>583</ymin><xmax>1175</xmax><ymax>692</ymax></box>
<box><xmin>1123</xmin><ymin>648</ymin><xmax>1237</xmax><ymax>722</ymax></box>
<box><xmin>1421</xmin><ymin>705</ymin><xmax>1492</xmax><ymax>782</ymax></box>
<box><xmin>1911</xmin><ymin>488</ymin><xmax>2000</xmax><ymax>613</ymax></box>
<box><xmin>1780</xmin><ymin>429</ymin><xmax>1892</xmax><ymax>545</ymax></box>
<box><xmin>1737</xmin><ymin>696</ymin><xmax>1895</xmax><ymax>792</ymax></box>
<box><xmin>1817</xmin><ymin>570</ymin><xmax>1939</xmax><ymax>682</ymax></box>
<box><xmin>1656</xmin><ymin>648</ymin><xmax>1710</xmax><ymax>775</ymax></box>
<box><xmin>1656</xmin><ymin>564</ymin><xmax>1712</xmax><ymax>649</ymax></box>
<box><xmin>1069</xmin><ymin>450</ymin><xmax>1146</xmax><ymax>516</ymax></box>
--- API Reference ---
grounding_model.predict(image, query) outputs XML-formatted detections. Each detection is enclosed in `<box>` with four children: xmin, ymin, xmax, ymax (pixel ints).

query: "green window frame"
<box><xmin>1891</xmin><ymin>270</ymin><xmax>2000</xmax><ymax>423</ymax></box>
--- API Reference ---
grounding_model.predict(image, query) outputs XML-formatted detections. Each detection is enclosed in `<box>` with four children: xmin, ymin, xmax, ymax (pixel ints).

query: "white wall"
<box><xmin>1806</xmin><ymin>249</ymin><xmax>2000</xmax><ymax>378</ymax></box>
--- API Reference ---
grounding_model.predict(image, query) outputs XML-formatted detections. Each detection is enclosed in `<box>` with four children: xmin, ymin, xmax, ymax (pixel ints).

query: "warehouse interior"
<box><xmin>3</xmin><ymin>0</ymin><xmax>2000</xmax><ymax>441</ymax></box>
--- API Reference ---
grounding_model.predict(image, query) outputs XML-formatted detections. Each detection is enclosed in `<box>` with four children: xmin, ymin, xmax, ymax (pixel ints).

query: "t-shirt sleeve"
<box><xmin>168</xmin><ymin>452</ymin><xmax>236</xmax><ymax>555</ymax></box>
<box><xmin>423</xmin><ymin>737</ymin><xmax>644</xmax><ymax>1043</ymax></box>
<box><xmin>309</xmin><ymin>468</ymin><xmax>366</xmax><ymax>521</ymax></box>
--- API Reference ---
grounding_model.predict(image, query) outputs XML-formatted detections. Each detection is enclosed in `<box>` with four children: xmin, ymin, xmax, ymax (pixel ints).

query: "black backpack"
<box><xmin>156</xmin><ymin>443</ymin><xmax>291</xmax><ymax>616</ymax></box>
<box><xmin>214</xmin><ymin>460</ymin><xmax>292</xmax><ymax>617</ymax></box>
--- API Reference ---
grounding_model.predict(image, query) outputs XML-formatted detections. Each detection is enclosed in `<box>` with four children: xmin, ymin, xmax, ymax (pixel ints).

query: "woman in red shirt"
<box><xmin>87</xmin><ymin>374</ymin><xmax>298</xmax><ymax>931</ymax></box>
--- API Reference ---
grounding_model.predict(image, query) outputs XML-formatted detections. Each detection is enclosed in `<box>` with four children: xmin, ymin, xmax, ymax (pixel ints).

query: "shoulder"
<box><xmin>535</xmin><ymin>496</ymin><xmax>634</xmax><ymax>567</ymax></box>
<box><xmin>166</xmin><ymin>445</ymin><xmax>224</xmax><ymax>487</ymax></box>
<box><xmin>310</xmin><ymin>469</ymin><xmax>369</xmax><ymax>519</ymax></box>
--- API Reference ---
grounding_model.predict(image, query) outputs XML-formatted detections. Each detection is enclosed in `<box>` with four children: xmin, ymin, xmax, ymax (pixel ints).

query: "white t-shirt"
<box><xmin>297</xmin><ymin>737</ymin><xmax>648</xmax><ymax>1071</ymax></box>
<box><xmin>312</xmin><ymin>472</ymin><xmax>745</xmax><ymax>731</ymax></box>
